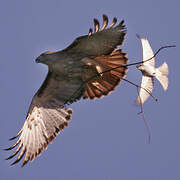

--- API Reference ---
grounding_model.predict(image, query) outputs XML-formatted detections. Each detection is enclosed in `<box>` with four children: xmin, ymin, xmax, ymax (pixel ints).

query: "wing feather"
<box><xmin>6</xmin><ymin>72</ymin><xmax>84</xmax><ymax>166</ymax></box>
<box><xmin>139</xmin><ymin>37</ymin><xmax>155</xmax><ymax>67</ymax></box>
<box><xmin>63</xmin><ymin>15</ymin><xmax>126</xmax><ymax>57</ymax></box>
<box><xmin>82</xmin><ymin>49</ymin><xmax>128</xmax><ymax>99</ymax></box>
<box><xmin>136</xmin><ymin>75</ymin><xmax>154</xmax><ymax>105</ymax></box>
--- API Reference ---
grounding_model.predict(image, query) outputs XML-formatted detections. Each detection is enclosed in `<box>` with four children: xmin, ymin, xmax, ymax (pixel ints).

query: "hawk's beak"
<box><xmin>35</xmin><ymin>57</ymin><xmax>40</xmax><ymax>63</ymax></box>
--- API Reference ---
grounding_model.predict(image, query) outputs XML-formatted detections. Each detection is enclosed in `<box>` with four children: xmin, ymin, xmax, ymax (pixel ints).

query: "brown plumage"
<box><xmin>5</xmin><ymin>14</ymin><xmax>128</xmax><ymax>167</ymax></box>
<box><xmin>82</xmin><ymin>49</ymin><xmax>128</xmax><ymax>99</ymax></box>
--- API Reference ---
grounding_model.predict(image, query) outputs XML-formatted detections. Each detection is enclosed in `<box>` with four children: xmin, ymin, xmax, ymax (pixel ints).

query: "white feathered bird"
<box><xmin>136</xmin><ymin>35</ymin><xmax>169</xmax><ymax>105</ymax></box>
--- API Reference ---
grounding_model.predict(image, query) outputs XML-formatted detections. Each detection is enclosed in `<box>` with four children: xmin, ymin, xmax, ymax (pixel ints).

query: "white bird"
<box><xmin>136</xmin><ymin>35</ymin><xmax>169</xmax><ymax>105</ymax></box>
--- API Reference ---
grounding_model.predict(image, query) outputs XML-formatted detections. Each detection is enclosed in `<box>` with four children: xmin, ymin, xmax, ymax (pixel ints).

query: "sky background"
<box><xmin>0</xmin><ymin>0</ymin><xmax>179</xmax><ymax>179</ymax></box>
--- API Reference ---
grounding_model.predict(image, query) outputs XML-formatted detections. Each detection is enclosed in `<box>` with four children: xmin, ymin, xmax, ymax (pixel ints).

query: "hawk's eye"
<box><xmin>40</xmin><ymin>53</ymin><xmax>45</xmax><ymax>57</ymax></box>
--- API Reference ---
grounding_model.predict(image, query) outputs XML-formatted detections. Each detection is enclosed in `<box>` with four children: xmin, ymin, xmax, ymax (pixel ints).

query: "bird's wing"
<box><xmin>5</xmin><ymin>71</ymin><xmax>84</xmax><ymax>167</ymax></box>
<box><xmin>63</xmin><ymin>15</ymin><xmax>126</xmax><ymax>57</ymax></box>
<box><xmin>139</xmin><ymin>36</ymin><xmax>155</xmax><ymax>67</ymax></box>
<box><xmin>82</xmin><ymin>49</ymin><xmax>128</xmax><ymax>99</ymax></box>
<box><xmin>136</xmin><ymin>75</ymin><xmax>154</xmax><ymax>105</ymax></box>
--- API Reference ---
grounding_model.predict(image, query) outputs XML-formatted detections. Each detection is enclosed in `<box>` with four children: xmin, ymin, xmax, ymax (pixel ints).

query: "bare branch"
<box><xmin>136</xmin><ymin>87</ymin><xmax>151</xmax><ymax>144</ymax></box>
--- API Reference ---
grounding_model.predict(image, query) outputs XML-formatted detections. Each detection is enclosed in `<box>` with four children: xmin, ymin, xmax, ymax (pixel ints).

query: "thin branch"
<box><xmin>136</xmin><ymin>87</ymin><xmax>151</xmax><ymax>144</ymax></box>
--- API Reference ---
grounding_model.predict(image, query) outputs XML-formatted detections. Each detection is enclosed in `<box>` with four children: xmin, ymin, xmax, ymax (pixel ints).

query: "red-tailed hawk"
<box><xmin>136</xmin><ymin>35</ymin><xmax>168</xmax><ymax>105</ymax></box>
<box><xmin>6</xmin><ymin>15</ymin><xmax>128</xmax><ymax>167</ymax></box>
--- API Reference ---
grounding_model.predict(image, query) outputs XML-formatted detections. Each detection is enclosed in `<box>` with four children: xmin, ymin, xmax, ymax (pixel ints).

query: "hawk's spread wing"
<box><xmin>138</xmin><ymin>36</ymin><xmax>155</xmax><ymax>67</ymax></box>
<box><xmin>6</xmin><ymin>72</ymin><xmax>84</xmax><ymax>167</ymax></box>
<box><xmin>63</xmin><ymin>15</ymin><xmax>126</xmax><ymax>57</ymax></box>
<box><xmin>136</xmin><ymin>75</ymin><xmax>154</xmax><ymax>105</ymax></box>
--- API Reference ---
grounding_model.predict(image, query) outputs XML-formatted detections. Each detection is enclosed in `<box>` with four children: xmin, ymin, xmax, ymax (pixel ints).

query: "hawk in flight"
<box><xmin>136</xmin><ymin>35</ymin><xmax>168</xmax><ymax>105</ymax></box>
<box><xmin>6</xmin><ymin>15</ymin><xmax>128</xmax><ymax>166</ymax></box>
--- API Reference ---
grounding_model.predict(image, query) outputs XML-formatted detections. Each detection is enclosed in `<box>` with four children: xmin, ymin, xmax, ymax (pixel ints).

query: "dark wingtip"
<box><xmin>101</xmin><ymin>14</ymin><xmax>108</xmax><ymax>30</ymax></box>
<box><xmin>21</xmin><ymin>160</ymin><xmax>29</xmax><ymax>167</ymax></box>
<box><xmin>119</xmin><ymin>19</ymin><xmax>124</xmax><ymax>25</ymax></box>
<box><xmin>10</xmin><ymin>160</ymin><xmax>19</xmax><ymax>166</ymax></box>
<box><xmin>113</xmin><ymin>17</ymin><xmax>117</xmax><ymax>23</ymax></box>
<box><xmin>109</xmin><ymin>17</ymin><xmax>117</xmax><ymax>28</ymax></box>
<box><xmin>102</xmin><ymin>14</ymin><xmax>108</xmax><ymax>18</ymax></box>
<box><xmin>9</xmin><ymin>136</ymin><xmax>17</xmax><ymax>141</ymax></box>
<box><xmin>93</xmin><ymin>18</ymin><xmax>99</xmax><ymax>24</ymax></box>
<box><xmin>88</xmin><ymin>28</ymin><xmax>93</xmax><ymax>36</ymax></box>
<box><xmin>93</xmin><ymin>18</ymin><xmax>100</xmax><ymax>32</ymax></box>
<box><xmin>5</xmin><ymin>155</ymin><xmax>14</xmax><ymax>160</ymax></box>
<box><xmin>9</xmin><ymin>130</ymin><xmax>22</xmax><ymax>140</ymax></box>
<box><xmin>120</xmin><ymin>19</ymin><xmax>126</xmax><ymax>29</ymax></box>
<box><xmin>102</xmin><ymin>14</ymin><xmax>108</xmax><ymax>23</ymax></box>
<box><xmin>4</xmin><ymin>147</ymin><xmax>13</xmax><ymax>151</ymax></box>
<box><xmin>10</xmin><ymin>149</ymin><xmax>26</xmax><ymax>166</ymax></box>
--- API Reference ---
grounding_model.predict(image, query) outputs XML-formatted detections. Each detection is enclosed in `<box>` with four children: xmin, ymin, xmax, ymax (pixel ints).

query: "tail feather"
<box><xmin>156</xmin><ymin>62</ymin><xmax>169</xmax><ymax>91</ymax></box>
<box><xmin>157</xmin><ymin>62</ymin><xmax>168</xmax><ymax>76</ymax></box>
<box><xmin>82</xmin><ymin>49</ymin><xmax>128</xmax><ymax>99</ymax></box>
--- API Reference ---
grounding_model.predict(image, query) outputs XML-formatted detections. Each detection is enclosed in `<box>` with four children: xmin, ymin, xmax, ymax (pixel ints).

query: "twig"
<box><xmin>136</xmin><ymin>87</ymin><xmax>151</xmax><ymax>144</ymax></box>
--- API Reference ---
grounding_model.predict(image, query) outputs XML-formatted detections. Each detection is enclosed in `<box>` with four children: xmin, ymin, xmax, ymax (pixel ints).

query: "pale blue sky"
<box><xmin>0</xmin><ymin>0</ymin><xmax>179</xmax><ymax>179</ymax></box>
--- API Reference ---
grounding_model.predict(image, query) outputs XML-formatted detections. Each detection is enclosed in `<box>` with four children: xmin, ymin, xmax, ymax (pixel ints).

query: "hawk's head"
<box><xmin>36</xmin><ymin>51</ymin><xmax>56</xmax><ymax>65</ymax></box>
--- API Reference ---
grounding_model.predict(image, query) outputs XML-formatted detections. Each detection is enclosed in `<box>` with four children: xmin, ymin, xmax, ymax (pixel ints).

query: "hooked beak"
<box><xmin>35</xmin><ymin>56</ymin><xmax>41</xmax><ymax>63</ymax></box>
